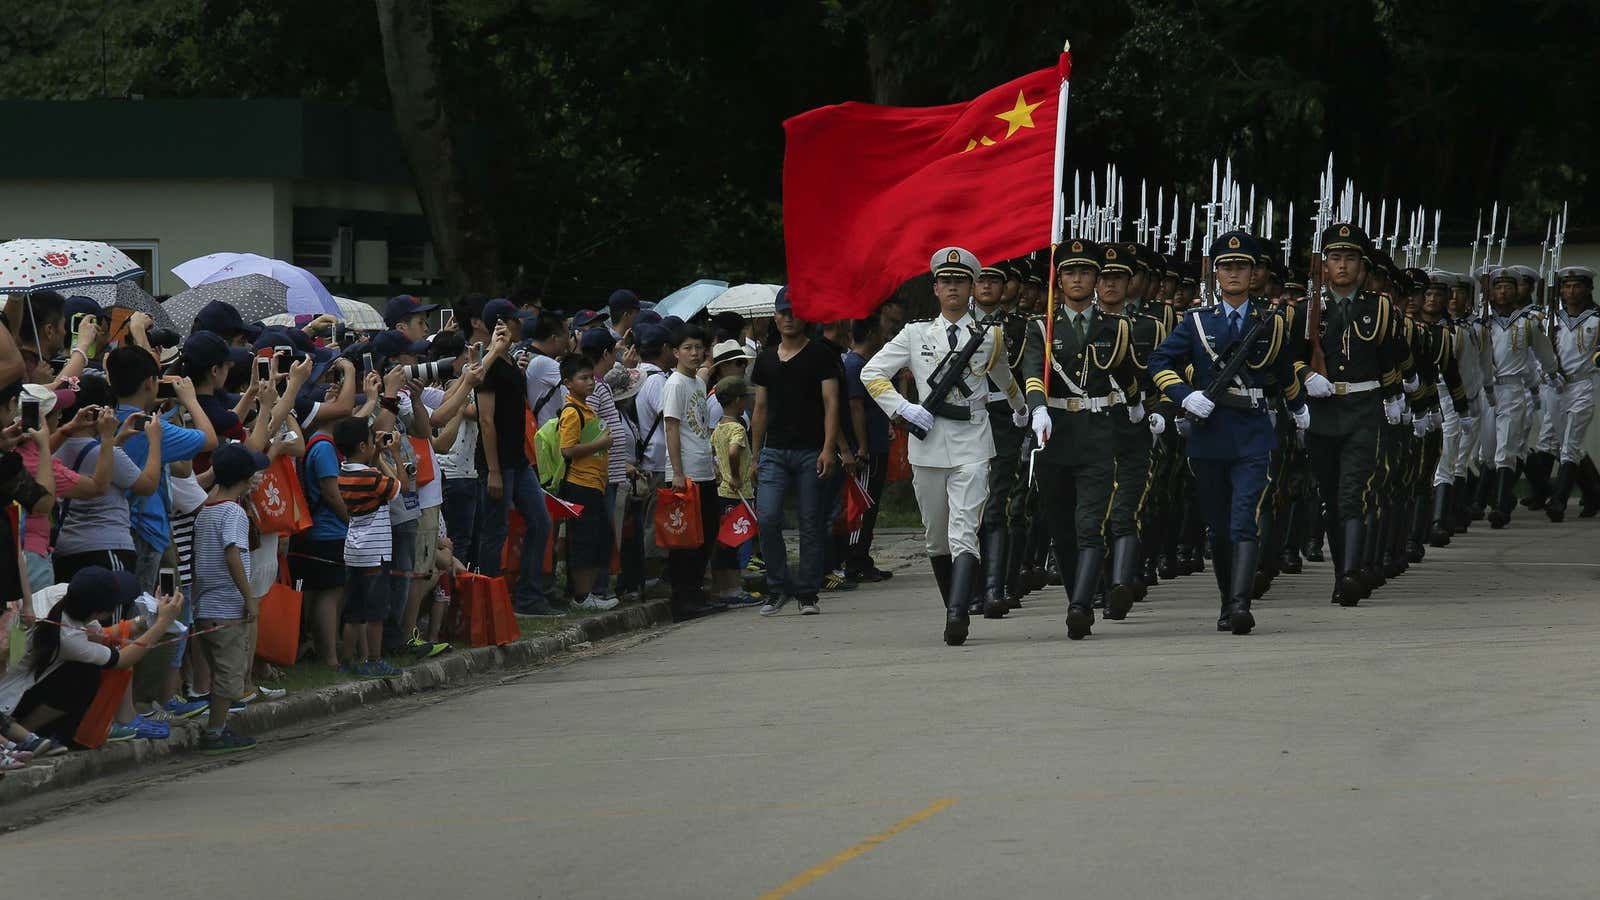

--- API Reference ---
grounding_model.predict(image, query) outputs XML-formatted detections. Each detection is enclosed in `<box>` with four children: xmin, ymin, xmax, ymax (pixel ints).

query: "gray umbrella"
<box><xmin>163</xmin><ymin>274</ymin><xmax>289</xmax><ymax>336</ymax></box>
<box><xmin>62</xmin><ymin>281</ymin><xmax>177</xmax><ymax>332</ymax></box>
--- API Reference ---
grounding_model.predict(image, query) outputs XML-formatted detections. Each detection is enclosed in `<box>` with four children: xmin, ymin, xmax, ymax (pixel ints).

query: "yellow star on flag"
<box><xmin>994</xmin><ymin>90</ymin><xmax>1042</xmax><ymax>139</ymax></box>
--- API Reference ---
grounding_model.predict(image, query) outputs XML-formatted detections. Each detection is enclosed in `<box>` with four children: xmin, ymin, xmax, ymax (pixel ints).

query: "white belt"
<box><xmin>1226</xmin><ymin>386</ymin><xmax>1265</xmax><ymax>400</ymax></box>
<box><xmin>1331</xmin><ymin>380</ymin><xmax>1380</xmax><ymax>395</ymax></box>
<box><xmin>1045</xmin><ymin>395</ymin><xmax>1113</xmax><ymax>413</ymax></box>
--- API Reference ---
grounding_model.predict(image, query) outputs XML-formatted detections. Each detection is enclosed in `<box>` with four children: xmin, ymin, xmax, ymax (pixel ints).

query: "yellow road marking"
<box><xmin>757</xmin><ymin>798</ymin><xmax>957</xmax><ymax>900</ymax></box>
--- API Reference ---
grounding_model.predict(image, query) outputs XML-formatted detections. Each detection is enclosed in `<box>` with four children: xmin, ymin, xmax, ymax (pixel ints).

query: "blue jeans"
<box><xmin>384</xmin><ymin>519</ymin><xmax>419</xmax><ymax>652</ymax></box>
<box><xmin>477</xmin><ymin>464</ymin><xmax>552</xmax><ymax>609</ymax></box>
<box><xmin>441</xmin><ymin>477</ymin><xmax>481</xmax><ymax>568</ymax></box>
<box><xmin>756</xmin><ymin>448</ymin><xmax>826</xmax><ymax>599</ymax></box>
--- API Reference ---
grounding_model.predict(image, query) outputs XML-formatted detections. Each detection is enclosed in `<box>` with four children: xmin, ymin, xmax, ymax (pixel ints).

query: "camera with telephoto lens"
<box><xmin>403</xmin><ymin>360</ymin><xmax>451</xmax><ymax>384</ymax></box>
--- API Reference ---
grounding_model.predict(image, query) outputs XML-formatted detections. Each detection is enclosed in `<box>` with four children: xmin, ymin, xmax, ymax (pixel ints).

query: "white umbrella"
<box><xmin>653</xmin><ymin>278</ymin><xmax>729</xmax><ymax>321</ymax></box>
<box><xmin>260</xmin><ymin>297</ymin><xmax>386</xmax><ymax>332</ymax></box>
<box><xmin>172</xmin><ymin>252</ymin><xmax>340</xmax><ymax>317</ymax></box>
<box><xmin>0</xmin><ymin>239</ymin><xmax>144</xmax><ymax>294</ymax></box>
<box><xmin>707</xmin><ymin>283</ymin><xmax>781</xmax><ymax>318</ymax></box>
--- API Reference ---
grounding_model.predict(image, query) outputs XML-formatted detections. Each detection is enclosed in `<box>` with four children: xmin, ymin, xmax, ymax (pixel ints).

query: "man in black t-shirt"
<box><xmin>464</xmin><ymin>295</ymin><xmax>557</xmax><ymax>615</ymax></box>
<box><xmin>749</xmin><ymin>287</ymin><xmax>842</xmax><ymax>615</ymax></box>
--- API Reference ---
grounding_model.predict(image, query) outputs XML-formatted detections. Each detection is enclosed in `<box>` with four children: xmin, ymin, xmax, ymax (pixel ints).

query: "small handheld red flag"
<box><xmin>717</xmin><ymin>500</ymin><xmax>758</xmax><ymax>548</ymax></box>
<box><xmin>545</xmin><ymin>493</ymin><xmax>583</xmax><ymax>521</ymax></box>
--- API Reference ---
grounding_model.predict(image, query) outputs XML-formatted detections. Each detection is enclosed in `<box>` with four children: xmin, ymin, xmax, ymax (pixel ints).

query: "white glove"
<box><xmin>1412</xmin><ymin>416</ymin><xmax>1428</xmax><ymax>437</ymax></box>
<box><xmin>1012</xmin><ymin>408</ymin><xmax>1028</xmax><ymax>428</ymax></box>
<box><xmin>1127</xmin><ymin>401</ymin><xmax>1145</xmax><ymax>423</ymax></box>
<box><xmin>896</xmin><ymin>401</ymin><xmax>934</xmax><ymax>433</ymax></box>
<box><xmin>1030</xmin><ymin>406</ymin><xmax>1052</xmax><ymax>445</ymax></box>
<box><xmin>1304</xmin><ymin>371</ymin><xmax>1334</xmax><ymax>398</ymax></box>
<box><xmin>1292</xmin><ymin>405</ymin><xmax>1310</xmax><ymax>431</ymax></box>
<box><xmin>1403</xmin><ymin>373</ymin><xmax>1420</xmax><ymax>393</ymax></box>
<box><xmin>1181</xmin><ymin>391</ymin><xmax>1215</xmax><ymax>419</ymax></box>
<box><xmin>1148</xmin><ymin>413</ymin><xmax>1166</xmax><ymax>435</ymax></box>
<box><xmin>1383</xmin><ymin>397</ymin><xmax>1404</xmax><ymax>425</ymax></box>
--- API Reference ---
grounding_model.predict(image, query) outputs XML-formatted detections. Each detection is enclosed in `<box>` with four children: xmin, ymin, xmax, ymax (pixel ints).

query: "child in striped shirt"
<box><xmin>334</xmin><ymin>418</ymin><xmax>403</xmax><ymax>677</ymax></box>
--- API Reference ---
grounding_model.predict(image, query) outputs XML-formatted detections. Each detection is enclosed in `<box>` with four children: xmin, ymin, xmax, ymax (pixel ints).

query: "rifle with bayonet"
<box><xmin>906</xmin><ymin>314</ymin><xmax>1000</xmax><ymax>440</ymax></box>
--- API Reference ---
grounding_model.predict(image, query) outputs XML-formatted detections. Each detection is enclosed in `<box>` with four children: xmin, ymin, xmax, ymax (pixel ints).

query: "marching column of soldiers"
<box><xmin>864</xmin><ymin>228</ymin><xmax>1600</xmax><ymax>645</ymax></box>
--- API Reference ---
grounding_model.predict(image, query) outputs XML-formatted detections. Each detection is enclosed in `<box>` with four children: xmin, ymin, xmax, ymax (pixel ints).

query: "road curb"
<box><xmin>0</xmin><ymin>599</ymin><xmax>672</xmax><ymax>807</ymax></box>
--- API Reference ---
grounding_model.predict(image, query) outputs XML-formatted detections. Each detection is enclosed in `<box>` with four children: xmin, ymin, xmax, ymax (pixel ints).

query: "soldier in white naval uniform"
<box><xmin>1483</xmin><ymin>266</ymin><xmax>1558</xmax><ymax>528</ymax></box>
<box><xmin>861</xmin><ymin>246</ymin><xmax>1026</xmax><ymax>646</ymax></box>
<box><xmin>1543</xmin><ymin>266</ymin><xmax>1599</xmax><ymax>521</ymax></box>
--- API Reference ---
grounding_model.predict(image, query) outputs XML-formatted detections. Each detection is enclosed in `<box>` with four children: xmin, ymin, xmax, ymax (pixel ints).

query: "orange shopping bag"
<box><xmin>653</xmin><ymin>482</ymin><xmax>703</xmax><ymax>549</ymax></box>
<box><xmin>484</xmin><ymin>576</ymin><xmax>521</xmax><ymax>645</ymax></box>
<box><xmin>254</xmin><ymin>560</ymin><xmax>302</xmax><ymax>666</ymax></box>
<box><xmin>409</xmin><ymin>436</ymin><xmax>437</xmax><ymax>487</ymax></box>
<box><xmin>452</xmin><ymin>572</ymin><xmax>494</xmax><ymax>647</ymax></box>
<box><xmin>251</xmin><ymin>455</ymin><xmax>312</xmax><ymax>536</ymax></box>
<box><xmin>74</xmin><ymin>620</ymin><xmax>136</xmax><ymax>749</ymax></box>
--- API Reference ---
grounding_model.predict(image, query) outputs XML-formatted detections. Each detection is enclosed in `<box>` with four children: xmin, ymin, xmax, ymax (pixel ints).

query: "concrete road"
<box><xmin>7</xmin><ymin>516</ymin><xmax>1600</xmax><ymax>899</ymax></box>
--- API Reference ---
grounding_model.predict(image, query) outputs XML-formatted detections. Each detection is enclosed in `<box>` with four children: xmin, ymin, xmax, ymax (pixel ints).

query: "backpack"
<box><xmin>52</xmin><ymin>440</ymin><xmax>99</xmax><ymax>549</ymax></box>
<box><xmin>533</xmin><ymin>400</ymin><xmax>596</xmax><ymax>491</ymax></box>
<box><xmin>299</xmin><ymin>434</ymin><xmax>343</xmax><ymax>514</ymax></box>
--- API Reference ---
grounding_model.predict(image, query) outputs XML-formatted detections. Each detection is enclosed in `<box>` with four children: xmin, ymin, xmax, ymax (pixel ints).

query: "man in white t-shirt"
<box><xmin>632</xmin><ymin>324</ymin><xmax>675</xmax><ymax>571</ymax></box>
<box><xmin>661</xmin><ymin>324</ymin><xmax>720</xmax><ymax>618</ymax></box>
<box><xmin>524</xmin><ymin>311</ymin><xmax>572</xmax><ymax>427</ymax></box>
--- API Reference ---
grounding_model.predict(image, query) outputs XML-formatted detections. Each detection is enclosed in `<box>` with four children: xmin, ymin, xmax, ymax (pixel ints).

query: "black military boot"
<box><xmin>1303</xmin><ymin>506</ymin><xmax>1326</xmax><ymax>562</ymax></box>
<box><xmin>1334</xmin><ymin>518</ymin><xmax>1365</xmax><ymax>607</ymax></box>
<box><xmin>1546</xmin><ymin>460</ymin><xmax>1576</xmax><ymax>523</ymax></box>
<box><xmin>1428</xmin><ymin>482</ymin><xmax>1453</xmax><ymax>547</ymax></box>
<box><xmin>1361</xmin><ymin>510</ymin><xmax>1385</xmax><ymax>592</ymax></box>
<box><xmin>1005</xmin><ymin>524</ymin><xmax>1029</xmax><ymax>608</ymax></box>
<box><xmin>1065</xmin><ymin>548</ymin><xmax>1100</xmax><ymax>640</ymax></box>
<box><xmin>1280</xmin><ymin>500</ymin><xmax>1304</xmax><ymax>574</ymax></box>
<box><xmin>1578</xmin><ymin>457</ymin><xmax>1600</xmax><ymax>517</ymax></box>
<box><xmin>1139</xmin><ymin>522</ymin><xmax>1161</xmax><ymax>589</ymax></box>
<box><xmin>1488</xmin><ymin>466</ymin><xmax>1515</xmax><ymax>528</ymax></box>
<box><xmin>1252</xmin><ymin>508</ymin><xmax>1279</xmax><ymax>599</ymax></box>
<box><xmin>1226</xmin><ymin>540</ymin><xmax>1260</xmax><ymax>635</ymax></box>
<box><xmin>1206</xmin><ymin>532</ymin><xmax>1233</xmax><ymax>630</ymax></box>
<box><xmin>981</xmin><ymin>527</ymin><xmax>1010</xmax><ymax>620</ymax></box>
<box><xmin>1452</xmin><ymin>475</ymin><xmax>1471</xmax><ymax>531</ymax></box>
<box><xmin>1407</xmin><ymin>496</ymin><xmax>1430</xmax><ymax>562</ymax></box>
<box><xmin>1105</xmin><ymin>535</ymin><xmax>1139</xmax><ymax>621</ymax></box>
<box><xmin>944</xmin><ymin>553</ymin><xmax>978</xmax><ymax>646</ymax></box>
<box><xmin>1521</xmin><ymin>450</ymin><xmax>1554</xmax><ymax>510</ymax></box>
<box><xmin>1469</xmin><ymin>469</ymin><xmax>1492</xmax><ymax>521</ymax></box>
<box><xmin>931</xmin><ymin>554</ymin><xmax>953</xmax><ymax>607</ymax></box>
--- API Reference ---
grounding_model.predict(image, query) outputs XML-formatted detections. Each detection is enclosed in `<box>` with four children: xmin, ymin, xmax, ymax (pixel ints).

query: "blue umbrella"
<box><xmin>652</xmin><ymin>279</ymin><xmax>729</xmax><ymax>321</ymax></box>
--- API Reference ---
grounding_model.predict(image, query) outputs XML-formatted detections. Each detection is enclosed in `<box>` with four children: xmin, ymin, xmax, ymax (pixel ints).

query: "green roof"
<box><xmin>0</xmin><ymin>99</ymin><xmax>412</xmax><ymax>185</ymax></box>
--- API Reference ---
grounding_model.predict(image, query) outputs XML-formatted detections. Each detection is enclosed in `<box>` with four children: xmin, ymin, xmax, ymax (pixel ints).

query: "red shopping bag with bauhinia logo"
<box><xmin>717</xmin><ymin>499</ymin><xmax>757</xmax><ymax>548</ymax></box>
<box><xmin>654</xmin><ymin>482</ymin><xmax>703</xmax><ymax>549</ymax></box>
<box><xmin>251</xmin><ymin>455</ymin><xmax>311</xmax><ymax>536</ymax></box>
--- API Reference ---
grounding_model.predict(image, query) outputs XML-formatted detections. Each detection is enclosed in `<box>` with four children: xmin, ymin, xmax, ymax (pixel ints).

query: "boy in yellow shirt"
<box><xmin>711</xmin><ymin>376</ymin><xmax>758</xmax><ymax>605</ymax></box>
<box><xmin>557</xmin><ymin>355</ymin><xmax>617</xmax><ymax>611</ymax></box>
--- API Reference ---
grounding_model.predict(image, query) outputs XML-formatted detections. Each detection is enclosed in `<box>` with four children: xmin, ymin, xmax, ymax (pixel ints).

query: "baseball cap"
<box><xmin>373</xmin><ymin>329</ymin><xmax>431</xmax><ymax>361</ymax></box>
<box><xmin>66</xmin><ymin>566</ymin><xmax>143</xmax><ymax>613</ymax></box>
<box><xmin>194</xmin><ymin>300</ymin><xmax>262</xmax><ymax>340</ymax></box>
<box><xmin>481</xmin><ymin>298</ymin><xmax>519</xmax><ymax>329</ymax></box>
<box><xmin>182</xmin><ymin>330</ymin><xmax>252</xmax><ymax>370</ymax></box>
<box><xmin>774</xmin><ymin>286</ymin><xmax>793</xmax><ymax>314</ymax></box>
<box><xmin>572</xmin><ymin>308</ymin><xmax>609</xmax><ymax>329</ymax></box>
<box><xmin>383</xmin><ymin>294</ymin><xmax>439</xmax><ymax>327</ymax></box>
<box><xmin>634</xmin><ymin>310</ymin><xmax>664</xmax><ymax>327</ymax></box>
<box><xmin>64</xmin><ymin>295</ymin><xmax>109</xmax><ymax>322</ymax></box>
<box><xmin>608</xmin><ymin>289</ymin><xmax>641</xmax><ymax>316</ymax></box>
<box><xmin>20</xmin><ymin>382</ymin><xmax>77</xmax><ymax>417</ymax></box>
<box><xmin>633</xmin><ymin>323</ymin><xmax>671</xmax><ymax>349</ymax></box>
<box><xmin>579</xmin><ymin>328</ymin><xmax>617</xmax><ymax>352</ymax></box>
<box><xmin>211</xmin><ymin>442</ymin><xmax>272</xmax><ymax>487</ymax></box>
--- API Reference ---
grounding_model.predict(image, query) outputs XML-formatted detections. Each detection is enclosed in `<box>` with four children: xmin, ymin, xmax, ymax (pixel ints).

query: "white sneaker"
<box><xmin>578</xmin><ymin>594</ymin><xmax>619</xmax><ymax>611</ymax></box>
<box><xmin>760</xmin><ymin>596</ymin><xmax>790</xmax><ymax>617</ymax></box>
<box><xmin>254</xmin><ymin>685</ymin><xmax>287</xmax><ymax>700</ymax></box>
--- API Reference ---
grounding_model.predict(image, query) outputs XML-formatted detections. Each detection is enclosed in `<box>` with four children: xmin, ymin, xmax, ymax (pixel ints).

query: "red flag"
<box><xmin>716</xmin><ymin>500</ymin><xmax>758</xmax><ymax>548</ymax></box>
<box><xmin>545</xmin><ymin>493</ymin><xmax>583</xmax><ymax>521</ymax></box>
<box><xmin>783</xmin><ymin>61</ymin><xmax>1067</xmax><ymax>321</ymax></box>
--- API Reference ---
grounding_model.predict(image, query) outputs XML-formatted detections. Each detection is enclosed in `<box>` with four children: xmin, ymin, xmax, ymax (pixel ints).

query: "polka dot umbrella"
<box><xmin>0</xmin><ymin>239</ymin><xmax>144</xmax><ymax>295</ymax></box>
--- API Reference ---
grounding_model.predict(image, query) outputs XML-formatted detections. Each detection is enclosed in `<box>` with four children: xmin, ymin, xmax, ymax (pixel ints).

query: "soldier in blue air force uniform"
<box><xmin>1148</xmin><ymin>230</ymin><xmax>1308</xmax><ymax>635</ymax></box>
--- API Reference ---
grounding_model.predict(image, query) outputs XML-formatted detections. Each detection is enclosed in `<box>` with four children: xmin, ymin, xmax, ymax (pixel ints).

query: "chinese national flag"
<box><xmin>545</xmin><ymin>493</ymin><xmax>583</xmax><ymax>521</ymax></box>
<box><xmin>717</xmin><ymin>500</ymin><xmax>758</xmax><ymax>548</ymax></box>
<box><xmin>783</xmin><ymin>59</ymin><xmax>1068</xmax><ymax>321</ymax></box>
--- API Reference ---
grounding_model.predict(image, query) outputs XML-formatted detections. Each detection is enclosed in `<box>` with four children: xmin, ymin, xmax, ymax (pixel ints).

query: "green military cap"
<box><xmin>1055</xmin><ymin>238</ymin><xmax>1102</xmax><ymax>270</ymax></box>
<box><xmin>1320</xmin><ymin>222</ymin><xmax>1368</xmax><ymax>254</ymax></box>
<box><xmin>1100</xmin><ymin>243</ymin><xmax>1135</xmax><ymax>274</ymax></box>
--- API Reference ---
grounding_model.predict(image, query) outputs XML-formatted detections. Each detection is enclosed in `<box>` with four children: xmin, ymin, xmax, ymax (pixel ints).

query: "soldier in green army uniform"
<box><xmin>1018</xmin><ymin>253</ymin><xmax>1060</xmax><ymax>592</ymax></box>
<box><xmin>970</xmin><ymin>258</ymin><xmax>1031</xmax><ymax>618</ymax></box>
<box><xmin>1094</xmin><ymin>242</ymin><xmax>1169</xmax><ymax>617</ymax></box>
<box><xmin>1297</xmin><ymin>223</ymin><xmax>1407</xmax><ymax>607</ymax></box>
<box><xmin>1403</xmin><ymin>267</ymin><xmax>1469</xmax><ymax>560</ymax></box>
<box><xmin>1021</xmin><ymin>238</ymin><xmax>1139</xmax><ymax>640</ymax></box>
<box><xmin>1276</xmin><ymin>267</ymin><xmax>1321</xmax><ymax>574</ymax></box>
<box><xmin>1360</xmin><ymin>251</ymin><xmax>1418</xmax><ymax>589</ymax></box>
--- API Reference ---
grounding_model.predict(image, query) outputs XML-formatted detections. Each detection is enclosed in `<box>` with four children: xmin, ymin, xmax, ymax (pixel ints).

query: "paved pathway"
<box><xmin>7</xmin><ymin>516</ymin><xmax>1600</xmax><ymax>899</ymax></box>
